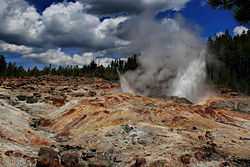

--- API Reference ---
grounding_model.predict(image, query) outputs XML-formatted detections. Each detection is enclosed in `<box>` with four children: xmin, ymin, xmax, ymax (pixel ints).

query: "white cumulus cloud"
<box><xmin>0</xmin><ymin>0</ymin><xmax>191</xmax><ymax>66</ymax></box>
<box><xmin>0</xmin><ymin>41</ymin><xmax>34</xmax><ymax>55</ymax></box>
<box><xmin>25</xmin><ymin>49</ymin><xmax>116</xmax><ymax>67</ymax></box>
<box><xmin>0</xmin><ymin>0</ymin><xmax>128</xmax><ymax>50</ymax></box>
<box><xmin>216</xmin><ymin>32</ymin><xmax>225</xmax><ymax>37</ymax></box>
<box><xmin>233</xmin><ymin>26</ymin><xmax>249</xmax><ymax>36</ymax></box>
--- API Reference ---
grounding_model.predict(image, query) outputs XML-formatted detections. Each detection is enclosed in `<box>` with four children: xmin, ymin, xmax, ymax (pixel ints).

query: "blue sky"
<box><xmin>4</xmin><ymin>53</ymin><xmax>45</xmax><ymax>69</ymax></box>
<box><xmin>1</xmin><ymin>0</ymin><xmax>244</xmax><ymax>67</ymax></box>
<box><xmin>181</xmin><ymin>0</ymin><xmax>239</xmax><ymax>37</ymax></box>
<box><xmin>157</xmin><ymin>0</ymin><xmax>239</xmax><ymax>37</ymax></box>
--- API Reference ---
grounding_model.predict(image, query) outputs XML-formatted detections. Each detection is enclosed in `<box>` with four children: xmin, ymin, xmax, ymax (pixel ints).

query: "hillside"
<box><xmin>0</xmin><ymin>76</ymin><xmax>250</xmax><ymax>167</ymax></box>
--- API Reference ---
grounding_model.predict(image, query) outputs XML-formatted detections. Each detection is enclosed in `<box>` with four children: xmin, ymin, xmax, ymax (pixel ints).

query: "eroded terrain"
<box><xmin>0</xmin><ymin>76</ymin><xmax>250</xmax><ymax>167</ymax></box>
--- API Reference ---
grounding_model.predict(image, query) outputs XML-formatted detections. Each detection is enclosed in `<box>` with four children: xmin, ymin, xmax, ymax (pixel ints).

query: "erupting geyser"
<box><xmin>170</xmin><ymin>52</ymin><xmax>207</xmax><ymax>102</ymax></box>
<box><xmin>119</xmin><ymin>16</ymin><xmax>209</xmax><ymax>102</ymax></box>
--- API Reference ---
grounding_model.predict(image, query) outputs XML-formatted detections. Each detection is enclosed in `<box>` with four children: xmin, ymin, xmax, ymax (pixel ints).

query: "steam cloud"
<box><xmin>120</xmin><ymin>15</ymin><xmax>208</xmax><ymax>102</ymax></box>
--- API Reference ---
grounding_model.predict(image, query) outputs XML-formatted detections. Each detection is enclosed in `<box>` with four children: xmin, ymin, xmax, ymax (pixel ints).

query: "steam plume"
<box><xmin>120</xmin><ymin>16</ymin><xmax>208</xmax><ymax>102</ymax></box>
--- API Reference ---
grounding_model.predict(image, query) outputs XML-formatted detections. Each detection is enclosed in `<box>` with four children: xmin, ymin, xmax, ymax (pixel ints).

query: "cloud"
<box><xmin>0</xmin><ymin>0</ymin><xmax>191</xmax><ymax>66</ymax></box>
<box><xmin>95</xmin><ymin>57</ymin><xmax>118</xmax><ymax>67</ymax></box>
<box><xmin>79</xmin><ymin>0</ymin><xmax>190</xmax><ymax>15</ymax></box>
<box><xmin>0</xmin><ymin>0</ymin><xmax>43</xmax><ymax>46</ymax></box>
<box><xmin>24</xmin><ymin>48</ymin><xmax>116</xmax><ymax>67</ymax></box>
<box><xmin>0</xmin><ymin>0</ymin><xmax>128</xmax><ymax>50</ymax></box>
<box><xmin>233</xmin><ymin>26</ymin><xmax>249</xmax><ymax>36</ymax></box>
<box><xmin>41</xmin><ymin>2</ymin><xmax>128</xmax><ymax>49</ymax></box>
<box><xmin>0</xmin><ymin>0</ymin><xmax>190</xmax><ymax>50</ymax></box>
<box><xmin>216</xmin><ymin>32</ymin><xmax>225</xmax><ymax>37</ymax></box>
<box><xmin>0</xmin><ymin>41</ymin><xmax>34</xmax><ymax>55</ymax></box>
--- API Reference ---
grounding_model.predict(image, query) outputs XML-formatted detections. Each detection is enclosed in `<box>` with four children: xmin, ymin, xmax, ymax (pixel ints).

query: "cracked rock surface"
<box><xmin>0</xmin><ymin>76</ymin><xmax>250</xmax><ymax>167</ymax></box>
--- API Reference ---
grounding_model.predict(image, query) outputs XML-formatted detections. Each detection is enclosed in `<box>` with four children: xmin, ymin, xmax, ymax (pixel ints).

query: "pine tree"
<box><xmin>207</xmin><ymin>30</ymin><xmax>250</xmax><ymax>93</ymax></box>
<box><xmin>0</xmin><ymin>55</ymin><xmax>7</xmax><ymax>75</ymax></box>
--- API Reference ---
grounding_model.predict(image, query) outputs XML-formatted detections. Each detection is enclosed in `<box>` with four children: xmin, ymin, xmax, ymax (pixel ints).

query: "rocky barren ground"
<box><xmin>0</xmin><ymin>76</ymin><xmax>250</xmax><ymax>167</ymax></box>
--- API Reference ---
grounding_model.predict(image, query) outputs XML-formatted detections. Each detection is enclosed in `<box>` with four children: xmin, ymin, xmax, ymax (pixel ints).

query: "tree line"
<box><xmin>206</xmin><ymin>30</ymin><xmax>250</xmax><ymax>93</ymax></box>
<box><xmin>0</xmin><ymin>55</ymin><xmax>138</xmax><ymax>81</ymax></box>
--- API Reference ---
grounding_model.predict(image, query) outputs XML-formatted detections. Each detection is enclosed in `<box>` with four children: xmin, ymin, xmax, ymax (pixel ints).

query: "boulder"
<box><xmin>16</xmin><ymin>95</ymin><xmax>38</xmax><ymax>103</ymax></box>
<box><xmin>88</xmin><ymin>91</ymin><xmax>97</xmax><ymax>97</ymax></box>
<box><xmin>180</xmin><ymin>154</ymin><xmax>192</xmax><ymax>165</ymax></box>
<box><xmin>130</xmin><ymin>158</ymin><xmax>147</xmax><ymax>167</ymax></box>
<box><xmin>36</xmin><ymin>147</ymin><xmax>61</xmax><ymax>167</ymax></box>
<box><xmin>51</xmin><ymin>96</ymin><xmax>66</xmax><ymax>107</ymax></box>
<box><xmin>16</xmin><ymin>95</ymin><xmax>27</xmax><ymax>101</ymax></box>
<box><xmin>26</xmin><ymin>96</ymin><xmax>38</xmax><ymax>104</ymax></box>
<box><xmin>61</xmin><ymin>152</ymin><xmax>81</xmax><ymax>167</ymax></box>
<box><xmin>165</xmin><ymin>96</ymin><xmax>193</xmax><ymax>104</ymax></box>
